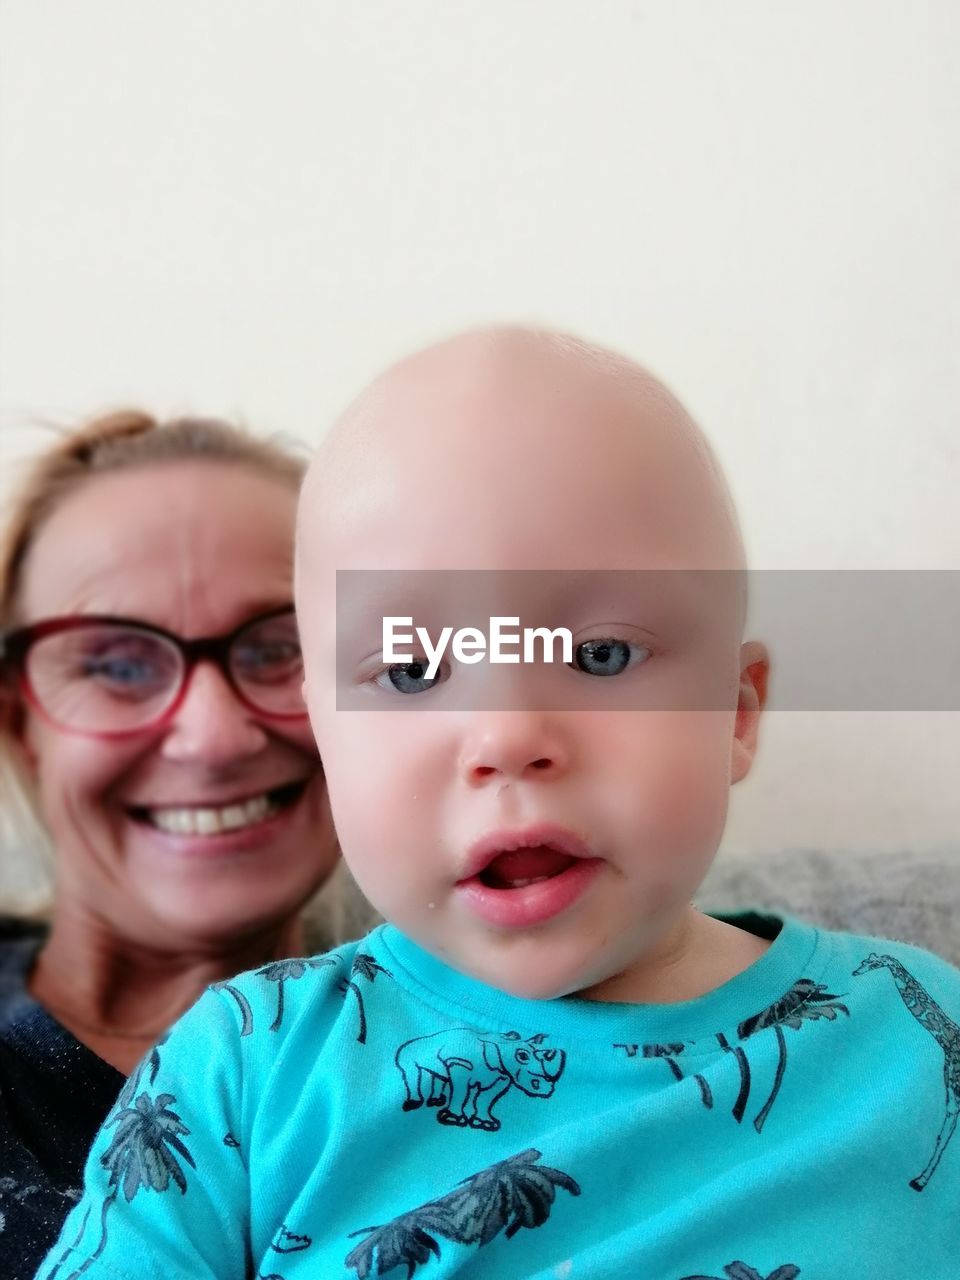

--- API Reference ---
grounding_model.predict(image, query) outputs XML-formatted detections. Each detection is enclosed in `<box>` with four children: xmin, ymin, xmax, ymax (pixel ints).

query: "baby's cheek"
<box><xmin>658</xmin><ymin>738</ymin><xmax>732</xmax><ymax>854</ymax></box>
<box><xmin>610</xmin><ymin>712</ymin><xmax>731</xmax><ymax>838</ymax></box>
<box><xmin>327</xmin><ymin>721</ymin><xmax>430</xmax><ymax>850</ymax></box>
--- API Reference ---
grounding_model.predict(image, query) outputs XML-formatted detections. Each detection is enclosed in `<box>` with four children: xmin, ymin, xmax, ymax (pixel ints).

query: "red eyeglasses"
<box><xmin>1</xmin><ymin>606</ymin><xmax>308</xmax><ymax>739</ymax></box>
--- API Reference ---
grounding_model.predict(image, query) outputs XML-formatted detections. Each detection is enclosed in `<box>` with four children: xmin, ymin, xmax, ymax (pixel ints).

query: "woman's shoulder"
<box><xmin>0</xmin><ymin>912</ymin><xmax>49</xmax><ymax>944</ymax></box>
<box><xmin>0</xmin><ymin>913</ymin><xmax>48</xmax><ymax>1023</ymax></box>
<box><xmin>0</xmin><ymin>913</ymin><xmax>48</xmax><ymax>976</ymax></box>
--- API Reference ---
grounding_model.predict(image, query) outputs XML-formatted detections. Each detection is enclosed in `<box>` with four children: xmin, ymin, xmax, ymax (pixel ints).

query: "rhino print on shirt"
<box><xmin>394</xmin><ymin>1029</ymin><xmax>567</xmax><ymax>1131</ymax></box>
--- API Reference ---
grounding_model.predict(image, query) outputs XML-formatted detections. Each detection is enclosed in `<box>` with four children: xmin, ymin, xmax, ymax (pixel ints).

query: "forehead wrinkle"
<box><xmin>22</xmin><ymin>465</ymin><xmax>296</xmax><ymax>631</ymax></box>
<box><xmin>22</xmin><ymin>483</ymin><xmax>191</xmax><ymax>617</ymax></box>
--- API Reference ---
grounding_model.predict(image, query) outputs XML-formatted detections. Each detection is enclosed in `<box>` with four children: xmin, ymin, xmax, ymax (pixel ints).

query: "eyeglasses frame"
<box><xmin>0</xmin><ymin>605</ymin><xmax>308</xmax><ymax>740</ymax></box>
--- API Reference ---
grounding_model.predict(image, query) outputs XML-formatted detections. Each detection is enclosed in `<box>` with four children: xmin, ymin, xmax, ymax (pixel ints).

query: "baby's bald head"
<box><xmin>299</xmin><ymin>327</ymin><xmax>744</xmax><ymax>584</ymax></box>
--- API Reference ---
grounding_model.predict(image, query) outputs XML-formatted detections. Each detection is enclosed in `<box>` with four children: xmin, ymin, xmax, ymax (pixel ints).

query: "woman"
<box><xmin>0</xmin><ymin>411</ymin><xmax>339</xmax><ymax>1275</ymax></box>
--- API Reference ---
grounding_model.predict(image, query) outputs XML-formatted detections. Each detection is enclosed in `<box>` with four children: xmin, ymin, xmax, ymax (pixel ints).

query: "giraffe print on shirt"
<box><xmin>854</xmin><ymin>953</ymin><xmax>960</xmax><ymax>1190</ymax></box>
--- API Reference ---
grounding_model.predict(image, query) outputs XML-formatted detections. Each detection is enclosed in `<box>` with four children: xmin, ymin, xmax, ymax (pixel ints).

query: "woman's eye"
<box><xmin>83</xmin><ymin>656</ymin><xmax>154</xmax><ymax>684</ymax></box>
<box><xmin>572</xmin><ymin>638</ymin><xmax>650</xmax><ymax>677</ymax></box>
<box><xmin>374</xmin><ymin>660</ymin><xmax>447</xmax><ymax>696</ymax></box>
<box><xmin>79</xmin><ymin>648</ymin><xmax>166</xmax><ymax>688</ymax></box>
<box><xmin>233</xmin><ymin>641</ymin><xmax>302</xmax><ymax>684</ymax></box>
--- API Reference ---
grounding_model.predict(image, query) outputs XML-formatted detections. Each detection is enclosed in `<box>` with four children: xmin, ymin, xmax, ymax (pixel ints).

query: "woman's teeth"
<box><xmin>147</xmin><ymin>793</ymin><xmax>278</xmax><ymax>836</ymax></box>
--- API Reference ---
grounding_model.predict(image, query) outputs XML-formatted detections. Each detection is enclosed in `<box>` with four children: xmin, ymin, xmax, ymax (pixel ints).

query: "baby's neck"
<box><xmin>578</xmin><ymin>907</ymin><xmax>770</xmax><ymax>1005</ymax></box>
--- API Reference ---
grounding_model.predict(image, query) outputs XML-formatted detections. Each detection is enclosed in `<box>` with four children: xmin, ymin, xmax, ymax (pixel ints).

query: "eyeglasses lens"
<box><xmin>229</xmin><ymin>612</ymin><xmax>306</xmax><ymax>716</ymax></box>
<box><xmin>26</xmin><ymin>624</ymin><xmax>182</xmax><ymax>733</ymax></box>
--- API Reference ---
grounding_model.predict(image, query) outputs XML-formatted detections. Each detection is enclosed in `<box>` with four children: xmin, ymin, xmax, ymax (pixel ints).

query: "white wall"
<box><xmin>1</xmin><ymin>1</ymin><xmax>958</xmax><ymax>858</ymax></box>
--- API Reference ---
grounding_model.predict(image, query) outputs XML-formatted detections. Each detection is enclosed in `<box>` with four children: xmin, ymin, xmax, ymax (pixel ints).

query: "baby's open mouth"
<box><xmin>476</xmin><ymin>847</ymin><xmax>577</xmax><ymax>890</ymax></box>
<box><xmin>458</xmin><ymin>826</ymin><xmax>599</xmax><ymax>926</ymax></box>
<box><xmin>127</xmin><ymin>780</ymin><xmax>308</xmax><ymax>837</ymax></box>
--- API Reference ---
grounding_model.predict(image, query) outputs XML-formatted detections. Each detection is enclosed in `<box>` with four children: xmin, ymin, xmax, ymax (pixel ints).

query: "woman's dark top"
<box><xmin>0</xmin><ymin>916</ymin><xmax>124</xmax><ymax>1280</ymax></box>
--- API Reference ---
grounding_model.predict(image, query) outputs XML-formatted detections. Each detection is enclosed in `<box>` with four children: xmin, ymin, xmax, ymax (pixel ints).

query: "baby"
<box><xmin>39</xmin><ymin>330</ymin><xmax>960</xmax><ymax>1279</ymax></box>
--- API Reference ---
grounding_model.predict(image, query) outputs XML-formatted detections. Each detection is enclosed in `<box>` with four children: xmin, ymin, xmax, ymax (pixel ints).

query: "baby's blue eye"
<box><xmin>376</xmin><ymin>661</ymin><xmax>443</xmax><ymax>695</ymax></box>
<box><xmin>573</xmin><ymin>638</ymin><xmax>649</xmax><ymax>677</ymax></box>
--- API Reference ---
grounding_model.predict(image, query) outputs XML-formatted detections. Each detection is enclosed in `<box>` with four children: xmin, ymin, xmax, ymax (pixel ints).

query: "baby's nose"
<box><xmin>458</xmin><ymin>710</ymin><xmax>570</xmax><ymax>785</ymax></box>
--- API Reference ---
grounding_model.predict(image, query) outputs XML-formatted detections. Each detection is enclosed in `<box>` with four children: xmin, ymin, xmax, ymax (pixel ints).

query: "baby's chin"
<box><xmin>430</xmin><ymin>939</ymin><xmax>618</xmax><ymax>1003</ymax></box>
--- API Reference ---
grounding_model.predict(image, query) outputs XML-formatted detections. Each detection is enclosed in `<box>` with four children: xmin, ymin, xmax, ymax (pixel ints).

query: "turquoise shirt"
<box><xmin>37</xmin><ymin>915</ymin><xmax>960</xmax><ymax>1279</ymax></box>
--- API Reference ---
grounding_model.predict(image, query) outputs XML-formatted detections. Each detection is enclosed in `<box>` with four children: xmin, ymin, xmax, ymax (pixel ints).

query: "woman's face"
<box><xmin>14</xmin><ymin>461</ymin><xmax>337</xmax><ymax>952</ymax></box>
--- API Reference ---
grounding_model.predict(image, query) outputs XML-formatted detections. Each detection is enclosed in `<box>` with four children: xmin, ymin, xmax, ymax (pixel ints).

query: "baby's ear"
<box><xmin>730</xmin><ymin>640</ymin><xmax>769</xmax><ymax>784</ymax></box>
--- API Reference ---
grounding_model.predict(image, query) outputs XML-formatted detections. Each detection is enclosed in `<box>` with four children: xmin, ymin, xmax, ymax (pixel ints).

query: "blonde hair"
<box><xmin>0</xmin><ymin>410</ymin><xmax>307</xmax><ymax>915</ymax></box>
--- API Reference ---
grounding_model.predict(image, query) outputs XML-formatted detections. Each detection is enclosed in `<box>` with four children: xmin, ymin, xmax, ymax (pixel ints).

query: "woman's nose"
<box><xmin>160</xmin><ymin>662</ymin><xmax>269</xmax><ymax>764</ymax></box>
<box><xmin>457</xmin><ymin>711</ymin><xmax>570</xmax><ymax>787</ymax></box>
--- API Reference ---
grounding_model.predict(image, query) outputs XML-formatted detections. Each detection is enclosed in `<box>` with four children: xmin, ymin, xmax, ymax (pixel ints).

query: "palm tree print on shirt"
<box><xmin>216</xmin><ymin>951</ymin><xmax>391</xmax><ymax>1039</ymax></box>
<box><xmin>259</xmin><ymin>951</ymin><xmax>392</xmax><ymax>1042</ymax></box>
<box><xmin>340</xmin><ymin>953</ymin><xmax>392</xmax><ymax>1044</ymax></box>
<box><xmin>615</xmin><ymin>1042</ymin><xmax>715</xmax><ymax>1109</ymax></box>
<box><xmin>715</xmin><ymin>1032</ymin><xmax>752</xmax><ymax>1124</ymax></box>
<box><xmin>681</xmin><ymin>1263</ymin><xmax>800</xmax><ymax>1280</ymax></box>
<box><xmin>736</xmin><ymin>980</ymin><xmax>849</xmax><ymax>1132</ymax></box>
<box><xmin>344</xmin><ymin>1147</ymin><xmax>580</xmax><ymax>1277</ymax></box>
<box><xmin>619</xmin><ymin>980</ymin><xmax>848</xmax><ymax>1131</ymax></box>
<box><xmin>44</xmin><ymin>1091</ymin><xmax>196</xmax><ymax>1280</ymax></box>
<box><xmin>114</xmin><ymin>1031</ymin><xmax>170</xmax><ymax>1111</ymax></box>
<box><xmin>256</xmin><ymin>957</ymin><xmax>338</xmax><ymax>1032</ymax></box>
<box><xmin>212</xmin><ymin>977</ymin><xmax>255</xmax><ymax>1036</ymax></box>
<box><xmin>215</xmin><ymin>958</ymin><xmax>335</xmax><ymax>1035</ymax></box>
